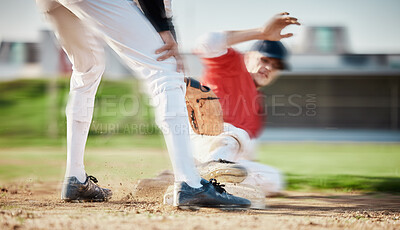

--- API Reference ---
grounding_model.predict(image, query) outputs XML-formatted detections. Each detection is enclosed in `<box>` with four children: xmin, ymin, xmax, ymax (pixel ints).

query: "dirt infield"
<box><xmin>1</xmin><ymin>178</ymin><xmax>399</xmax><ymax>230</ymax></box>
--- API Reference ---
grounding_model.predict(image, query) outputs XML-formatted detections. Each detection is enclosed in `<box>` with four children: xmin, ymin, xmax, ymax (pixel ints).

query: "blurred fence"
<box><xmin>262</xmin><ymin>73</ymin><xmax>400</xmax><ymax>130</ymax></box>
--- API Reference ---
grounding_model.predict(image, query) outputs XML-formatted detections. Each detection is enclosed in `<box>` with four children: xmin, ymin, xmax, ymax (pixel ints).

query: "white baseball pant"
<box><xmin>190</xmin><ymin>123</ymin><xmax>285</xmax><ymax>195</ymax></box>
<box><xmin>36</xmin><ymin>0</ymin><xmax>201</xmax><ymax>187</ymax></box>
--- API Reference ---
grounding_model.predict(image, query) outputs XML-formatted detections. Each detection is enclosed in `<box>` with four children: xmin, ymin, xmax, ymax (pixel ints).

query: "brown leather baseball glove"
<box><xmin>185</xmin><ymin>77</ymin><xmax>224</xmax><ymax>136</ymax></box>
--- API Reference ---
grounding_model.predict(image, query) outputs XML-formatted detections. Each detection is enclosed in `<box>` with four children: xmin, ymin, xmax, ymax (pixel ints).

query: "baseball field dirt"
<box><xmin>1</xmin><ymin>178</ymin><xmax>399</xmax><ymax>230</ymax></box>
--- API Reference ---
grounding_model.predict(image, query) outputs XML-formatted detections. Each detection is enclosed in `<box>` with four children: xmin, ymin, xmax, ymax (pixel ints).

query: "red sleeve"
<box><xmin>201</xmin><ymin>48</ymin><xmax>247</xmax><ymax>79</ymax></box>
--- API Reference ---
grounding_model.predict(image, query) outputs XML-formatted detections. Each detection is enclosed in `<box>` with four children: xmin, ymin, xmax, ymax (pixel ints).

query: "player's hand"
<box><xmin>259</xmin><ymin>12</ymin><xmax>301</xmax><ymax>41</ymax></box>
<box><xmin>156</xmin><ymin>31</ymin><xmax>185</xmax><ymax>73</ymax></box>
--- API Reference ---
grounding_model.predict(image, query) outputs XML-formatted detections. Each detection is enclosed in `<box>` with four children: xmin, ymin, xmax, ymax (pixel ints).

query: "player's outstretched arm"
<box><xmin>226</xmin><ymin>12</ymin><xmax>300</xmax><ymax>46</ymax></box>
<box><xmin>194</xmin><ymin>12</ymin><xmax>300</xmax><ymax>59</ymax></box>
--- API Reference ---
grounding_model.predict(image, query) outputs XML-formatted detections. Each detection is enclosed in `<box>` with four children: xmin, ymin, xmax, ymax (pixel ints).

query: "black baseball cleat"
<box><xmin>198</xmin><ymin>159</ymin><xmax>248</xmax><ymax>184</ymax></box>
<box><xmin>174</xmin><ymin>178</ymin><xmax>251</xmax><ymax>209</ymax></box>
<box><xmin>61</xmin><ymin>175</ymin><xmax>112</xmax><ymax>202</ymax></box>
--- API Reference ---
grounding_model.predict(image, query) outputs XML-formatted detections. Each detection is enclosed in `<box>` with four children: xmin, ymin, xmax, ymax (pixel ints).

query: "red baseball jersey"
<box><xmin>200</xmin><ymin>48</ymin><xmax>265</xmax><ymax>138</ymax></box>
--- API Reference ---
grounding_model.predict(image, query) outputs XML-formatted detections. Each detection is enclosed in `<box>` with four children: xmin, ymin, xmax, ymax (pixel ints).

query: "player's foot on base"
<box><xmin>61</xmin><ymin>175</ymin><xmax>112</xmax><ymax>202</ymax></box>
<box><xmin>198</xmin><ymin>159</ymin><xmax>248</xmax><ymax>183</ymax></box>
<box><xmin>174</xmin><ymin>178</ymin><xmax>251</xmax><ymax>209</ymax></box>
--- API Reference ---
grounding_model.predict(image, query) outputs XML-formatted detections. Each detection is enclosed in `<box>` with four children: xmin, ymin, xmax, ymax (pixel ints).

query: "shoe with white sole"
<box><xmin>198</xmin><ymin>159</ymin><xmax>248</xmax><ymax>183</ymax></box>
<box><xmin>173</xmin><ymin>178</ymin><xmax>251</xmax><ymax>209</ymax></box>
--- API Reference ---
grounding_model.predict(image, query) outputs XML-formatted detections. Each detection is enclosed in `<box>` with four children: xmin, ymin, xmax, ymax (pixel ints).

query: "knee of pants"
<box><xmin>152</xmin><ymin>86</ymin><xmax>188</xmax><ymax>130</ymax></box>
<box><xmin>70</xmin><ymin>56</ymin><xmax>106</xmax><ymax>91</ymax></box>
<box><xmin>66</xmin><ymin>62</ymin><xmax>105</xmax><ymax>123</ymax></box>
<box><xmin>145</xmin><ymin>70</ymin><xmax>185</xmax><ymax>98</ymax></box>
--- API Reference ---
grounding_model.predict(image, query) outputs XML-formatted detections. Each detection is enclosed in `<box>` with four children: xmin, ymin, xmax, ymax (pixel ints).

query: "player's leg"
<box><xmin>202</xmin><ymin>123</ymin><xmax>252</xmax><ymax>162</ymax></box>
<box><xmin>239</xmin><ymin>160</ymin><xmax>285</xmax><ymax>196</ymax></box>
<box><xmin>193</xmin><ymin>122</ymin><xmax>284</xmax><ymax>195</ymax></box>
<box><xmin>59</xmin><ymin>0</ymin><xmax>202</xmax><ymax>187</ymax></box>
<box><xmin>190</xmin><ymin>129</ymin><xmax>241</xmax><ymax>163</ymax></box>
<box><xmin>43</xmin><ymin>4</ymin><xmax>111</xmax><ymax>201</ymax></box>
<box><xmin>191</xmin><ymin>124</ymin><xmax>249</xmax><ymax>183</ymax></box>
<box><xmin>208</xmin><ymin>135</ymin><xmax>241</xmax><ymax>162</ymax></box>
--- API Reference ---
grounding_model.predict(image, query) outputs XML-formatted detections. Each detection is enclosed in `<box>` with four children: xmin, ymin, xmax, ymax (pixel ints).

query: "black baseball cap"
<box><xmin>250</xmin><ymin>40</ymin><xmax>289</xmax><ymax>70</ymax></box>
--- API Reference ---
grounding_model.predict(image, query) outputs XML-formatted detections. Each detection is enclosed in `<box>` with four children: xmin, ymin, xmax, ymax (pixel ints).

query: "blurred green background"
<box><xmin>0</xmin><ymin>79</ymin><xmax>399</xmax><ymax>193</ymax></box>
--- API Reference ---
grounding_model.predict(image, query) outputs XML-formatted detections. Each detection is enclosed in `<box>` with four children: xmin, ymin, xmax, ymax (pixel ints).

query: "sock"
<box><xmin>154</xmin><ymin>88</ymin><xmax>202</xmax><ymax>188</ymax></box>
<box><xmin>161</xmin><ymin>119</ymin><xmax>202</xmax><ymax>188</ymax></box>
<box><xmin>64</xmin><ymin>120</ymin><xmax>90</xmax><ymax>183</ymax></box>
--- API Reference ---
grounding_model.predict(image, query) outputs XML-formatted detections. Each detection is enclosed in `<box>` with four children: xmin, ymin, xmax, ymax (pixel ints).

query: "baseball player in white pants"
<box><xmin>36</xmin><ymin>0</ymin><xmax>250</xmax><ymax>208</ymax></box>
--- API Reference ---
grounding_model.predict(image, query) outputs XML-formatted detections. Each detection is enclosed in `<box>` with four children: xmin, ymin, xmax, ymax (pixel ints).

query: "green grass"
<box><xmin>257</xmin><ymin>143</ymin><xmax>400</xmax><ymax>192</ymax></box>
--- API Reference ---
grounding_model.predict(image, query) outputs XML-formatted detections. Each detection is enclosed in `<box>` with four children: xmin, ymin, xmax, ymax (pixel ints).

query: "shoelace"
<box><xmin>87</xmin><ymin>175</ymin><xmax>98</xmax><ymax>183</ymax></box>
<box><xmin>217</xmin><ymin>159</ymin><xmax>235</xmax><ymax>164</ymax></box>
<box><xmin>209</xmin><ymin>178</ymin><xmax>226</xmax><ymax>194</ymax></box>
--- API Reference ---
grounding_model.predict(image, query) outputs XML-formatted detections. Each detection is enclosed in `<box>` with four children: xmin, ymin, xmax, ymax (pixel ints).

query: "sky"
<box><xmin>1</xmin><ymin>0</ymin><xmax>400</xmax><ymax>54</ymax></box>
